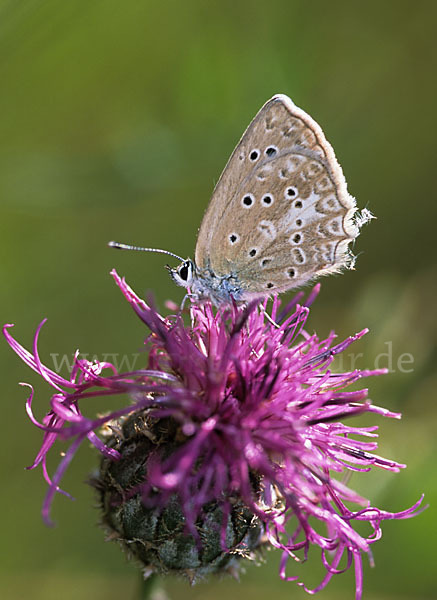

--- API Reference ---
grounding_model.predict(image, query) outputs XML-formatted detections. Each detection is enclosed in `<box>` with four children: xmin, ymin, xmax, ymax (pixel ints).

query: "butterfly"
<box><xmin>110</xmin><ymin>94</ymin><xmax>371</xmax><ymax>305</ymax></box>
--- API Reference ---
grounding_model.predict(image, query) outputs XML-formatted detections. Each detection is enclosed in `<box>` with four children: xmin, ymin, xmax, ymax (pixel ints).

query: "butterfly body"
<box><xmin>111</xmin><ymin>94</ymin><xmax>372</xmax><ymax>305</ymax></box>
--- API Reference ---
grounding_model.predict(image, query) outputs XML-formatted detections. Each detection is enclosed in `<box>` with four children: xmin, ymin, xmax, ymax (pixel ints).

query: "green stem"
<box><xmin>138</xmin><ymin>574</ymin><xmax>158</xmax><ymax>599</ymax></box>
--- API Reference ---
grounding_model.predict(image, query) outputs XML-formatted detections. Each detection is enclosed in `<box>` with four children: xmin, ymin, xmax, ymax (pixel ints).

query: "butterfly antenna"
<box><xmin>108</xmin><ymin>241</ymin><xmax>185</xmax><ymax>263</ymax></box>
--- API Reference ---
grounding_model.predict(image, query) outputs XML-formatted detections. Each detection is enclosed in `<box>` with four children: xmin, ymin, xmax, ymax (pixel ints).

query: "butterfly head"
<box><xmin>168</xmin><ymin>259</ymin><xmax>196</xmax><ymax>290</ymax></box>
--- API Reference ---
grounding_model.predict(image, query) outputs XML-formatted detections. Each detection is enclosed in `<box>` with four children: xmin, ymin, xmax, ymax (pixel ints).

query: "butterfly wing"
<box><xmin>195</xmin><ymin>94</ymin><xmax>361</xmax><ymax>298</ymax></box>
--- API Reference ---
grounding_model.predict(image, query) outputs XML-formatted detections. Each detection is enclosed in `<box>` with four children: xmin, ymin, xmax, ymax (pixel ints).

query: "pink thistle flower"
<box><xmin>3</xmin><ymin>270</ymin><xmax>424</xmax><ymax>598</ymax></box>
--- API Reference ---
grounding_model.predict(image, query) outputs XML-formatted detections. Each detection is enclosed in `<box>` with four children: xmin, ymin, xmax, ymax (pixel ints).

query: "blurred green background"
<box><xmin>1</xmin><ymin>1</ymin><xmax>436</xmax><ymax>599</ymax></box>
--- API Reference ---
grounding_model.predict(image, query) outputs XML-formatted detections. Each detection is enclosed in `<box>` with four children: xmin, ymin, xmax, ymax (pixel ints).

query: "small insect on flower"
<box><xmin>109</xmin><ymin>94</ymin><xmax>375</xmax><ymax>306</ymax></box>
<box><xmin>3</xmin><ymin>271</ymin><xmax>424</xmax><ymax>599</ymax></box>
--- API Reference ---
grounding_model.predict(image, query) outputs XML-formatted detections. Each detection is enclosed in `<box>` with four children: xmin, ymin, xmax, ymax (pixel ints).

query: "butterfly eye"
<box><xmin>249</xmin><ymin>149</ymin><xmax>260</xmax><ymax>161</ymax></box>
<box><xmin>178</xmin><ymin>262</ymin><xmax>191</xmax><ymax>281</ymax></box>
<box><xmin>170</xmin><ymin>260</ymin><xmax>194</xmax><ymax>289</ymax></box>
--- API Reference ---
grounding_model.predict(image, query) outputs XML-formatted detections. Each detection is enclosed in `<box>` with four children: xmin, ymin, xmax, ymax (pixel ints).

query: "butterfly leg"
<box><xmin>259</xmin><ymin>304</ymin><xmax>281</xmax><ymax>329</ymax></box>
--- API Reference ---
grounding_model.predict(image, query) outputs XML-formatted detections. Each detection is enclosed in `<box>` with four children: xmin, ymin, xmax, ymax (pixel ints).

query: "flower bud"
<box><xmin>93</xmin><ymin>410</ymin><xmax>265</xmax><ymax>580</ymax></box>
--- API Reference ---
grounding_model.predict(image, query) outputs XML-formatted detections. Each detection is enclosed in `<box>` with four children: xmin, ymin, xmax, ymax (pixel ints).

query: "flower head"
<box><xmin>4</xmin><ymin>270</ymin><xmax>424</xmax><ymax>598</ymax></box>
